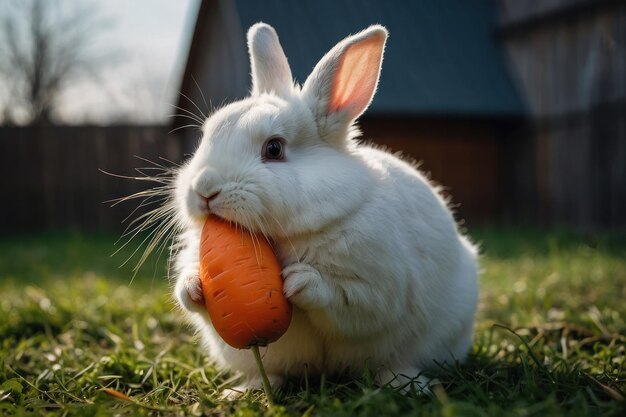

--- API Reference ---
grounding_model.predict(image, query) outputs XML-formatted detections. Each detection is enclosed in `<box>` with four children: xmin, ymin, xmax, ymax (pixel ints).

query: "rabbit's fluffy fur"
<box><xmin>172</xmin><ymin>23</ymin><xmax>478</xmax><ymax>393</ymax></box>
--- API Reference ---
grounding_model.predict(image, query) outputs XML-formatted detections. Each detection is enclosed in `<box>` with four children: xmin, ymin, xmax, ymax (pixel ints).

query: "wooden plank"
<box><xmin>359</xmin><ymin>117</ymin><xmax>502</xmax><ymax>225</ymax></box>
<box><xmin>498</xmin><ymin>0</ymin><xmax>621</xmax><ymax>33</ymax></box>
<box><xmin>0</xmin><ymin>126</ymin><xmax>184</xmax><ymax>234</ymax></box>
<box><xmin>502</xmin><ymin>4</ymin><xmax>626</xmax><ymax>117</ymax></box>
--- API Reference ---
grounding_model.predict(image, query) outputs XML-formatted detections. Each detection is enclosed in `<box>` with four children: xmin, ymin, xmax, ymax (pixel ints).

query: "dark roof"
<box><xmin>232</xmin><ymin>0</ymin><xmax>525</xmax><ymax>117</ymax></box>
<box><xmin>177</xmin><ymin>0</ymin><xmax>525</xmax><ymax>120</ymax></box>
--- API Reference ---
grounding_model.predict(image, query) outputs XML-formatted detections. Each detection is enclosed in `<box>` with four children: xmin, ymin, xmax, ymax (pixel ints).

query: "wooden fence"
<box><xmin>0</xmin><ymin>125</ymin><xmax>189</xmax><ymax>233</ymax></box>
<box><xmin>498</xmin><ymin>0</ymin><xmax>626</xmax><ymax>230</ymax></box>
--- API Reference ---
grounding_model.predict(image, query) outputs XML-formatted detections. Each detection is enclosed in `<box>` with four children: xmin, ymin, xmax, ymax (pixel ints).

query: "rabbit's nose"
<box><xmin>196</xmin><ymin>190</ymin><xmax>221</xmax><ymax>211</ymax></box>
<box><xmin>207</xmin><ymin>191</ymin><xmax>220</xmax><ymax>202</ymax></box>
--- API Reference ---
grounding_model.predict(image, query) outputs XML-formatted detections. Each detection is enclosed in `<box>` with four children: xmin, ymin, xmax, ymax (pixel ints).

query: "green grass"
<box><xmin>0</xmin><ymin>229</ymin><xmax>624</xmax><ymax>416</ymax></box>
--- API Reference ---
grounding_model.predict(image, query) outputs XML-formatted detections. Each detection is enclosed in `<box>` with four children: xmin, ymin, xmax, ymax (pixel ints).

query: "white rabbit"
<box><xmin>172</xmin><ymin>22</ymin><xmax>479</xmax><ymax>394</ymax></box>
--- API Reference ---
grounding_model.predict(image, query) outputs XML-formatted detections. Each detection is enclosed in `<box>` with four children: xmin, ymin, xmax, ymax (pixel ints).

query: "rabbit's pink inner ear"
<box><xmin>329</xmin><ymin>35</ymin><xmax>385</xmax><ymax>119</ymax></box>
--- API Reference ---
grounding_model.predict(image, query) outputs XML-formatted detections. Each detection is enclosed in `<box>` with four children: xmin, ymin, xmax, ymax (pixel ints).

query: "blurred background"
<box><xmin>0</xmin><ymin>0</ymin><xmax>624</xmax><ymax>234</ymax></box>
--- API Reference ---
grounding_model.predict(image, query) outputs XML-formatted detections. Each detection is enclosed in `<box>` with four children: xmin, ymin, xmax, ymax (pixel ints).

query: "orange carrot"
<box><xmin>199</xmin><ymin>216</ymin><xmax>292</xmax><ymax>349</ymax></box>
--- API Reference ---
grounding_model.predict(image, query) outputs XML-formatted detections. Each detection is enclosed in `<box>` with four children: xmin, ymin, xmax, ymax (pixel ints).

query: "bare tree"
<box><xmin>0</xmin><ymin>0</ymin><xmax>113</xmax><ymax>125</ymax></box>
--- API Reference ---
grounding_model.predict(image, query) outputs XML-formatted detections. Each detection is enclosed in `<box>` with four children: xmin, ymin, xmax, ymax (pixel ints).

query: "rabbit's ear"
<box><xmin>302</xmin><ymin>25</ymin><xmax>387</xmax><ymax>141</ymax></box>
<box><xmin>247</xmin><ymin>23</ymin><xmax>293</xmax><ymax>97</ymax></box>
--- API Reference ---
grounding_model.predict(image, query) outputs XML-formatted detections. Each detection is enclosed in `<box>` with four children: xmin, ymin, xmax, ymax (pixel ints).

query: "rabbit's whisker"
<box><xmin>169</xmin><ymin>123</ymin><xmax>202</xmax><ymax>135</ymax></box>
<box><xmin>178</xmin><ymin>90</ymin><xmax>209</xmax><ymax>121</ymax></box>
<box><xmin>191</xmin><ymin>74</ymin><xmax>210</xmax><ymax>116</ymax></box>
<box><xmin>264</xmin><ymin>211</ymin><xmax>300</xmax><ymax>263</ymax></box>
<box><xmin>105</xmin><ymin>156</ymin><xmax>182</xmax><ymax>284</ymax></box>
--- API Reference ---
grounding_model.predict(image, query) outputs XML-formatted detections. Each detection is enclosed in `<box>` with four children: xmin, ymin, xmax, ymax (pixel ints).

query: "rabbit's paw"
<box><xmin>175</xmin><ymin>270</ymin><xmax>206</xmax><ymax>314</ymax></box>
<box><xmin>282</xmin><ymin>263</ymin><xmax>330</xmax><ymax>310</ymax></box>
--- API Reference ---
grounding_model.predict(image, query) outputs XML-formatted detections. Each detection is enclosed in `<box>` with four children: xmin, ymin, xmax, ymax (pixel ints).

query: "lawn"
<box><xmin>0</xmin><ymin>229</ymin><xmax>624</xmax><ymax>416</ymax></box>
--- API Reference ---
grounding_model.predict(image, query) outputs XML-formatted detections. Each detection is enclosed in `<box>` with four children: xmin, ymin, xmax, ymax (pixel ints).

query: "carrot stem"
<box><xmin>251</xmin><ymin>344</ymin><xmax>274</xmax><ymax>405</ymax></box>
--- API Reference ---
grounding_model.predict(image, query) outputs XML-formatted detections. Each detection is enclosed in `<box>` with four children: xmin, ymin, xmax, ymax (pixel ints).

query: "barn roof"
<box><xmin>179</xmin><ymin>0</ymin><xmax>525</xmax><ymax>118</ymax></box>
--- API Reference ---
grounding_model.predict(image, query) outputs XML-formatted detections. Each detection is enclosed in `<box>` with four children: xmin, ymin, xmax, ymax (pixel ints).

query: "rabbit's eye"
<box><xmin>262</xmin><ymin>137</ymin><xmax>285</xmax><ymax>162</ymax></box>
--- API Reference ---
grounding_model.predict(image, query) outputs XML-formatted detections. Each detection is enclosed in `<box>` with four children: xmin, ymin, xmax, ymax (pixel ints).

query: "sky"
<box><xmin>0</xmin><ymin>0</ymin><xmax>200</xmax><ymax>125</ymax></box>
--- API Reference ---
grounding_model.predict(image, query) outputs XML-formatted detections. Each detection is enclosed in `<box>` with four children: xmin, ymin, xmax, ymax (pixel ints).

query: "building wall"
<box><xmin>176</xmin><ymin>0</ymin><xmax>248</xmax><ymax>155</ymax></box>
<box><xmin>498</xmin><ymin>0</ymin><xmax>626</xmax><ymax>230</ymax></box>
<box><xmin>359</xmin><ymin>117</ymin><xmax>505</xmax><ymax>225</ymax></box>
